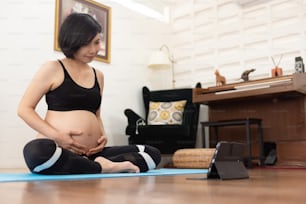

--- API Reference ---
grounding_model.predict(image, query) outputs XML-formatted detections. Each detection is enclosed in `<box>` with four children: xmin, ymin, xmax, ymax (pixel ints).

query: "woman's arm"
<box><xmin>18</xmin><ymin>61</ymin><xmax>59</xmax><ymax>138</ymax></box>
<box><xmin>17</xmin><ymin>61</ymin><xmax>88</xmax><ymax>154</ymax></box>
<box><xmin>95</xmin><ymin>69</ymin><xmax>107</xmax><ymax>137</ymax></box>
<box><xmin>87</xmin><ymin>69</ymin><xmax>108</xmax><ymax>156</ymax></box>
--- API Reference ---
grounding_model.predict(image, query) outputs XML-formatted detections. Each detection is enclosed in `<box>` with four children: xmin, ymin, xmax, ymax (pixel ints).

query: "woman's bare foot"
<box><xmin>94</xmin><ymin>157</ymin><xmax>140</xmax><ymax>173</ymax></box>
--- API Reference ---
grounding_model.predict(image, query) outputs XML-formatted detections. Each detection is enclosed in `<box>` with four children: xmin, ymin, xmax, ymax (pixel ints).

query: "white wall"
<box><xmin>168</xmin><ymin>0</ymin><xmax>306</xmax><ymax>148</ymax></box>
<box><xmin>170</xmin><ymin>0</ymin><xmax>306</xmax><ymax>88</ymax></box>
<box><xmin>0</xmin><ymin>0</ymin><xmax>171</xmax><ymax>168</ymax></box>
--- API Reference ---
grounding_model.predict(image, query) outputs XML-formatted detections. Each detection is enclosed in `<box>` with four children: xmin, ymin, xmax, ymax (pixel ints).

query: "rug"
<box><xmin>0</xmin><ymin>168</ymin><xmax>207</xmax><ymax>183</ymax></box>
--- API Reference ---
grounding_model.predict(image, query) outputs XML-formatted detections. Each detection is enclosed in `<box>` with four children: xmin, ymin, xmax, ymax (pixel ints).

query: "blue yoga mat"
<box><xmin>0</xmin><ymin>168</ymin><xmax>207</xmax><ymax>183</ymax></box>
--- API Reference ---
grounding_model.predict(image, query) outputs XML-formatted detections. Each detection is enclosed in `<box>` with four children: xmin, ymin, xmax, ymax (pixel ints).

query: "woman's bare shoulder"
<box><xmin>30</xmin><ymin>60</ymin><xmax>63</xmax><ymax>84</ymax></box>
<box><xmin>95</xmin><ymin>69</ymin><xmax>104</xmax><ymax>82</ymax></box>
<box><xmin>95</xmin><ymin>68</ymin><xmax>104</xmax><ymax>78</ymax></box>
<box><xmin>39</xmin><ymin>60</ymin><xmax>61</xmax><ymax>72</ymax></box>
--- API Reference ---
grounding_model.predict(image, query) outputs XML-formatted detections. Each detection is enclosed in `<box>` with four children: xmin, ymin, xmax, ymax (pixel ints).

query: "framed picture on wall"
<box><xmin>54</xmin><ymin>0</ymin><xmax>112</xmax><ymax>63</ymax></box>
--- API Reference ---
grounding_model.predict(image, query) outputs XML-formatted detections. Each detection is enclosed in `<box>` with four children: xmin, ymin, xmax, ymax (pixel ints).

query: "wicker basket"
<box><xmin>172</xmin><ymin>148</ymin><xmax>215</xmax><ymax>169</ymax></box>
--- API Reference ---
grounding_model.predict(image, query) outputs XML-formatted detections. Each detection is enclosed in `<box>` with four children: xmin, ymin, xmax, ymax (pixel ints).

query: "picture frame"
<box><xmin>54</xmin><ymin>0</ymin><xmax>112</xmax><ymax>63</ymax></box>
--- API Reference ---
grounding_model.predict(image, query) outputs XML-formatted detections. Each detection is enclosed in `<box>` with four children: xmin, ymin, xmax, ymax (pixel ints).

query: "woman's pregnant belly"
<box><xmin>41</xmin><ymin>110</ymin><xmax>102</xmax><ymax>149</ymax></box>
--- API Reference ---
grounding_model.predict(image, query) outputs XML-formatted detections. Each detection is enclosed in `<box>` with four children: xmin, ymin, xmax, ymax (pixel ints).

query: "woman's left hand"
<box><xmin>86</xmin><ymin>135</ymin><xmax>108</xmax><ymax>156</ymax></box>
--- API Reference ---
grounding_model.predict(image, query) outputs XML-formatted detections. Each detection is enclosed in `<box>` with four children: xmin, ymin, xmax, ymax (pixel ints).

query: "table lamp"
<box><xmin>148</xmin><ymin>44</ymin><xmax>176</xmax><ymax>88</ymax></box>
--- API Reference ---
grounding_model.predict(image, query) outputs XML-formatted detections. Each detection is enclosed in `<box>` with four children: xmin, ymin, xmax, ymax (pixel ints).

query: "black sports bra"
<box><xmin>45</xmin><ymin>60</ymin><xmax>101</xmax><ymax>114</ymax></box>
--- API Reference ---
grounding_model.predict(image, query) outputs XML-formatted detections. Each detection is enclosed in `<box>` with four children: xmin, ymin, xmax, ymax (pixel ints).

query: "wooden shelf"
<box><xmin>193</xmin><ymin>73</ymin><xmax>306</xmax><ymax>104</ymax></box>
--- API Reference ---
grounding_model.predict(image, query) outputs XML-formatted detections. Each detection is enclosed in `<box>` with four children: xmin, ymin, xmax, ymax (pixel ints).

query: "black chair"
<box><xmin>124</xmin><ymin>83</ymin><xmax>201</xmax><ymax>154</ymax></box>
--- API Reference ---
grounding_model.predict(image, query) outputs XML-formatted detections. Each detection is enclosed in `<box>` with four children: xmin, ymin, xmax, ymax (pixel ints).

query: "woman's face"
<box><xmin>74</xmin><ymin>33</ymin><xmax>101</xmax><ymax>63</ymax></box>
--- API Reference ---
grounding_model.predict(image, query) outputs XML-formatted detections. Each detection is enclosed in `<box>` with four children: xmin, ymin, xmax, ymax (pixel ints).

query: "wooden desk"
<box><xmin>193</xmin><ymin>73</ymin><xmax>306</xmax><ymax>166</ymax></box>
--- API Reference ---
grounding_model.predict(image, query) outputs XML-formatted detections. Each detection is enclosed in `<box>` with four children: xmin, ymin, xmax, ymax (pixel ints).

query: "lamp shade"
<box><xmin>148</xmin><ymin>50</ymin><xmax>171</xmax><ymax>69</ymax></box>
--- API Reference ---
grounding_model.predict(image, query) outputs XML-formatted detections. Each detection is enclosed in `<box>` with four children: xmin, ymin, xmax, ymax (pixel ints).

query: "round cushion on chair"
<box><xmin>172</xmin><ymin>148</ymin><xmax>215</xmax><ymax>169</ymax></box>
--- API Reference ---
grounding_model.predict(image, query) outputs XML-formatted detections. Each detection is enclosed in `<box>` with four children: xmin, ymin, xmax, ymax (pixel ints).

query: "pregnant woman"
<box><xmin>17</xmin><ymin>13</ymin><xmax>161</xmax><ymax>175</ymax></box>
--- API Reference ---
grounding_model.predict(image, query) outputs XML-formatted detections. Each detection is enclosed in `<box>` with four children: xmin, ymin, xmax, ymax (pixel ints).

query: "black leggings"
<box><xmin>23</xmin><ymin>139</ymin><xmax>161</xmax><ymax>175</ymax></box>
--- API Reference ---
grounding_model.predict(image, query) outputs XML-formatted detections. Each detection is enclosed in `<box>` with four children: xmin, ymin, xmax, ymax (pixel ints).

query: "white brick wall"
<box><xmin>170</xmin><ymin>0</ymin><xmax>306</xmax><ymax>88</ymax></box>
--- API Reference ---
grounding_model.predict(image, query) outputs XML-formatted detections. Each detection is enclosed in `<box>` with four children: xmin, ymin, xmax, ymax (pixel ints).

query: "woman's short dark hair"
<box><xmin>58</xmin><ymin>13</ymin><xmax>102</xmax><ymax>58</ymax></box>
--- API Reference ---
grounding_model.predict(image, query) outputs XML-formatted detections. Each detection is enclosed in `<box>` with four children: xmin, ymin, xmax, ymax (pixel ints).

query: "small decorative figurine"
<box><xmin>295</xmin><ymin>56</ymin><xmax>305</xmax><ymax>73</ymax></box>
<box><xmin>215</xmin><ymin>69</ymin><xmax>226</xmax><ymax>86</ymax></box>
<box><xmin>240</xmin><ymin>69</ymin><xmax>255</xmax><ymax>81</ymax></box>
<box><xmin>271</xmin><ymin>55</ymin><xmax>283</xmax><ymax>77</ymax></box>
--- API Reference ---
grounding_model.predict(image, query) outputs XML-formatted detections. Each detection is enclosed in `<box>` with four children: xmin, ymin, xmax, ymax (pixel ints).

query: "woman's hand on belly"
<box><xmin>86</xmin><ymin>135</ymin><xmax>108</xmax><ymax>156</ymax></box>
<box><xmin>45</xmin><ymin>110</ymin><xmax>104</xmax><ymax>154</ymax></box>
<box><xmin>55</xmin><ymin>130</ymin><xmax>89</xmax><ymax>155</ymax></box>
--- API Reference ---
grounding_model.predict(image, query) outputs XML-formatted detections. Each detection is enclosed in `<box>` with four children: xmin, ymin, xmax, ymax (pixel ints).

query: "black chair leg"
<box><xmin>258</xmin><ymin>123</ymin><xmax>264</xmax><ymax>166</ymax></box>
<box><xmin>245</xmin><ymin>121</ymin><xmax>252</xmax><ymax>168</ymax></box>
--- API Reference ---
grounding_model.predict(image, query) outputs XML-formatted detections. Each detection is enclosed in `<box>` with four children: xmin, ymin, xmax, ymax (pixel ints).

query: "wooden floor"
<box><xmin>0</xmin><ymin>168</ymin><xmax>306</xmax><ymax>204</ymax></box>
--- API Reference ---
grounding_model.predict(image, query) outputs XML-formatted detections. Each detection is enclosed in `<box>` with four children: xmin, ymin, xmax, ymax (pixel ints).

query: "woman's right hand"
<box><xmin>54</xmin><ymin>130</ymin><xmax>89</xmax><ymax>155</ymax></box>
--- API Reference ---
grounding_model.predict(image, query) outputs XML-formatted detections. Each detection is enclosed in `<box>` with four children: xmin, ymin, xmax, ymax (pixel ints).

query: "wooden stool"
<box><xmin>172</xmin><ymin>148</ymin><xmax>215</xmax><ymax>169</ymax></box>
<box><xmin>201</xmin><ymin>118</ymin><xmax>264</xmax><ymax>168</ymax></box>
